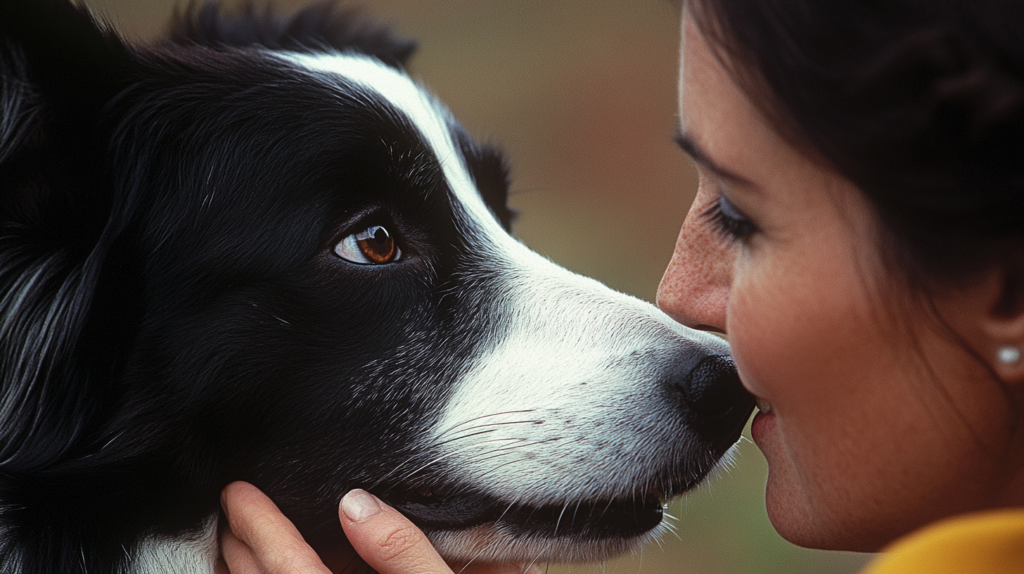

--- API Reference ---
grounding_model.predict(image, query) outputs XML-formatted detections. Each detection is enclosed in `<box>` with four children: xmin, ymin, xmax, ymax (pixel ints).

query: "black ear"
<box><xmin>0</xmin><ymin>0</ymin><xmax>130</xmax><ymax>119</ymax></box>
<box><xmin>0</xmin><ymin>0</ymin><xmax>133</xmax><ymax>473</ymax></box>
<box><xmin>167</xmin><ymin>1</ymin><xmax>417</xmax><ymax>69</ymax></box>
<box><xmin>0</xmin><ymin>0</ymin><xmax>131</xmax><ymax>226</ymax></box>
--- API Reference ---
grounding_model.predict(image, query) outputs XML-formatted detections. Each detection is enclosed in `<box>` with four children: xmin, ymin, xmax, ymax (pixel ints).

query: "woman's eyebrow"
<box><xmin>673</xmin><ymin>125</ymin><xmax>753</xmax><ymax>186</ymax></box>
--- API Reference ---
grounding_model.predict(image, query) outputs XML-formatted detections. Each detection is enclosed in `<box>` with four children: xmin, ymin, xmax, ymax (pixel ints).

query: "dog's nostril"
<box><xmin>680</xmin><ymin>355</ymin><xmax>750</xmax><ymax>416</ymax></box>
<box><xmin>676</xmin><ymin>354</ymin><xmax>755</xmax><ymax>451</ymax></box>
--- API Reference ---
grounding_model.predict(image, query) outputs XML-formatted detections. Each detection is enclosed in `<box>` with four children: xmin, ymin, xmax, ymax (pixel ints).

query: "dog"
<box><xmin>0</xmin><ymin>1</ymin><xmax>755</xmax><ymax>572</ymax></box>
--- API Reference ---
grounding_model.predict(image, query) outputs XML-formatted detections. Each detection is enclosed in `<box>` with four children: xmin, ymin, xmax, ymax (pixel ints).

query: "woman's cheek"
<box><xmin>725</xmin><ymin>252</ymin><xmax>800</xmax><ymax>401</ymax></box>
<box><xmin>725</xmin><ymin>255</ymin><xmax>845</xmax><ymax>545</ymax></box>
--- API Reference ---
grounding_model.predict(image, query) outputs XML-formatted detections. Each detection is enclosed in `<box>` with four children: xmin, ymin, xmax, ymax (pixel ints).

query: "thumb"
<box><xmin>339</xmin><ymin>490</ymin><xmax>453</xmax><ymax>574</ymax></box>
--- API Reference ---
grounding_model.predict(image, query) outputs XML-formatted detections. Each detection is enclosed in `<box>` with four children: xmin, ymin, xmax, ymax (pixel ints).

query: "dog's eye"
<box><xmin>334</xmin><ymin>225</ymin><xmax>401</xmax><ymax>265</ymax></box>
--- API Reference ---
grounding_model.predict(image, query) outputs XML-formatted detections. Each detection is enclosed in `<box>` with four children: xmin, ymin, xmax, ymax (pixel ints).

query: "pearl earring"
<box><xmin>998</xmin><ymin>345</ymin><xmax>1021</xmax><ymax>365</ymax></box>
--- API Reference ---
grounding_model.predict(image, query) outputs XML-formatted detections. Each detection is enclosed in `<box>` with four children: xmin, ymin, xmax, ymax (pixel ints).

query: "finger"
<box><xmin>221</xmin><ymin>481</ymin><xmax>332</xmax><ymax>574</ymax></box>
<box><xmin>339</xmin><ymin>489</ymin><xmax>453</xmax><ymax>574</ymax></box>
<box><xmin>220</xmin><ymin>526</ymin><xmax>263</xmax><ymax>574</ymax></box>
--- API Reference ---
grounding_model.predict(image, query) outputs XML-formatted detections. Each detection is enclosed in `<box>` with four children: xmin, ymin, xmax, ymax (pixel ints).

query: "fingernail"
<box><xmin>342</xmin><ymin>489</ymin><xmax>383</xmax><ymax>522</ymax></box>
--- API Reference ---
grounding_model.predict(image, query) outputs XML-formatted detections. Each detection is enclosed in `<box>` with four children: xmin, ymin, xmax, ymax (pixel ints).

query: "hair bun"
<box><xmin>936</xmin><ymin>65</ymin><xmax>1024</xmax><ymax>141</ymax></box>
<box><xmin>855</xmin><ymin>27</ymin><xmax>1024</xmax><ymax>176</ymax></box>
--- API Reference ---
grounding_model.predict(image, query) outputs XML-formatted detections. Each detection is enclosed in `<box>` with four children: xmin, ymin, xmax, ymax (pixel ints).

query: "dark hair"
<box><xmin>687</xmin><ymin>0</ymin><xmax>1024</xmax><ymax>284</ymax></box>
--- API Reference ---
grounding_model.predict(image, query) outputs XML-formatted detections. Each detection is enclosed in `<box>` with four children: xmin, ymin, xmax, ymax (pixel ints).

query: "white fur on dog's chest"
<box><xmin>130</xmin><ymin>515</ymin><xmax>219</xmax><ymax>574</ymax></box>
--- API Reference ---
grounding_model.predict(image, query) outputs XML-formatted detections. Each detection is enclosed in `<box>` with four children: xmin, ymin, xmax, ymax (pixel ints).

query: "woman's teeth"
<box><xmin>756</xmin><ymin>398</ymin><xmax>773</xmax><ymax>414</ymax></box>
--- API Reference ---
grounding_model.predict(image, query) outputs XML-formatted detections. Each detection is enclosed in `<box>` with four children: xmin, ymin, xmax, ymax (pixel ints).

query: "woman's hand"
<box><xmin>218</xmin><ymin>482</ymin><xmax>540</xmax><ymax>574</ymax></box>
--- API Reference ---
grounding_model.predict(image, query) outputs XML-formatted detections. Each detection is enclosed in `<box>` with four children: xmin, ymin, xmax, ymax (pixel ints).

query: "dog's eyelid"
<box><xmin>330</xmin><ymin>206</ymin><xmax>395</xmax><ymax>242</ymax></box>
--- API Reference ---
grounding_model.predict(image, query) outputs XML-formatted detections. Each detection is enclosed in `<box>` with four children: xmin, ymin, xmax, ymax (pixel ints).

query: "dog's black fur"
<box><xmin>0</xmin><ymin>1</ymin><xmax>487</xmax><ymax>568</ymax></box>
<box><xmin>0</xmin><ymin>2</ymin><xmax>753</xmax><ymax>572</ymax></box>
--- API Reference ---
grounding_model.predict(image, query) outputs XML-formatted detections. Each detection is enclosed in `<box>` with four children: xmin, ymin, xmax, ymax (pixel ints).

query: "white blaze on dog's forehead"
<box><xmin>282</xmin><ymin>52</ymin><xmax>504</xmax><ymax>238</ymax></box>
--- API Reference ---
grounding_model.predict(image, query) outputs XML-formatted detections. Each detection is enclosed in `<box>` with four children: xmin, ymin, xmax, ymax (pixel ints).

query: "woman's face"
<box><xmin>659</xmin><ymin>14</ymin><xmax>1024</xmax><ymax>551</ymax></box>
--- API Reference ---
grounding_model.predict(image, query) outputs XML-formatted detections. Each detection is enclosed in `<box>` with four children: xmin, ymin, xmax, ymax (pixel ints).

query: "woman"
<box><xmin>217</xmin><ymin>0</ymin><xmax>1024</xmax><ymax>572</ymax></box>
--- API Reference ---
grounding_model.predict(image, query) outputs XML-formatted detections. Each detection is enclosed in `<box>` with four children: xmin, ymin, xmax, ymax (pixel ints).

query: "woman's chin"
<box><xmin>763</xmin><ymin>480</ymin><xmax>890</xmax><ymax>553</ymax></box>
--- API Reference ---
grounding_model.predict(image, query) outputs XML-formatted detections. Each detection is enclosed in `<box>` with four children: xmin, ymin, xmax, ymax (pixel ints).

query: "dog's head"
<box><xmin>0</xmin><ymin>0</ymin><xmax>753</xmax><ymax>568</ymax></box>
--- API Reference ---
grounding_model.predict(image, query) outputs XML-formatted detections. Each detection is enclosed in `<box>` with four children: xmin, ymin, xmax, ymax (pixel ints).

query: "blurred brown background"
<box><xmin>80</xmin><ymin>1</ymin><xmax>873</xmax><ymax>572</ymax></box>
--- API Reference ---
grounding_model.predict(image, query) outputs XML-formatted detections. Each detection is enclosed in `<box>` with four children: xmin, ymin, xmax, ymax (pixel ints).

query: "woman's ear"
<box><xmin>968</xmin><ymin>267</ymin><xmax>1024</xmax><ymax>384</ymax></box>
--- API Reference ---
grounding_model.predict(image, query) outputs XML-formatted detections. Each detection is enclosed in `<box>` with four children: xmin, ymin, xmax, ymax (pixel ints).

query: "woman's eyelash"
<box><xmin>702</xmin><ymin>195</ymin><xmax>757</xmax><ymax>242</ymax></box>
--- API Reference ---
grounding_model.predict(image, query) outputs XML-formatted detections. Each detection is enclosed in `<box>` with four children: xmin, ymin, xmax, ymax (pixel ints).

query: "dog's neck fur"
<box><xmin>0</xmin><ymin>515</ymin><xmax>219</xmax><ymax>574</ymax></box>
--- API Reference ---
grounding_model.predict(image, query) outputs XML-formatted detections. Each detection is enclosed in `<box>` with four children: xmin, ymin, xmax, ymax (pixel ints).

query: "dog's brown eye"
<box><xmin>358</xmin><ymin>226</ymin><xmax>396</xmax><ymax>263</ymax></box>
<box><xmin>335</xmin><ymin>225</ymin><xmax>401</xmax><ymax>265</ymax></box>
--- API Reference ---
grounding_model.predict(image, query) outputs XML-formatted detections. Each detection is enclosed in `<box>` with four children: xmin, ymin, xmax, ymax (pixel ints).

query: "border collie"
<box><xmin>0</xmin><ymin>1</ymin><xmax>754</xmax><ymax>572</ymax></box>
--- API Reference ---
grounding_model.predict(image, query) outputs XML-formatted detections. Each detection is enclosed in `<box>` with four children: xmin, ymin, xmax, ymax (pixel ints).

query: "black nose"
<box><xmin>677</xmin><ymin>354</ymin><xmax>755</xmax><ymax>450</ymax></box>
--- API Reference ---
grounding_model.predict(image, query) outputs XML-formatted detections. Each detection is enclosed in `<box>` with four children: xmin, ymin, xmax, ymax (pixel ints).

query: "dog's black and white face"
<box><xmin>0</xmin><ymin>2</ymin><xmax>753</xmax><ymax>573</ymax></box>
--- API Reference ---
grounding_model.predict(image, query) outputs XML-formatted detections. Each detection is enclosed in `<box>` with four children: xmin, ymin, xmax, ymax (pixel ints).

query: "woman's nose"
<box><xmin>657</xmin><ymin>190</ymin><xmax>734</xmax><ymax>333</ymax></box>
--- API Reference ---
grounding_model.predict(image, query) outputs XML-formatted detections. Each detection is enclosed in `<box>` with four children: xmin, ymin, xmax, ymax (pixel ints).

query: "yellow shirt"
<box><xmin>861</xmin><ymin>509</ymin><xmax>1024</xmax><ymax>574</ymax></box>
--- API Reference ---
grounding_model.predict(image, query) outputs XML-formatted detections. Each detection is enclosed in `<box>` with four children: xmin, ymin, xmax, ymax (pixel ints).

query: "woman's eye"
<box><xmin>702</xmin><ymin>195</ymin><xmax>757</xmax><ymax>242</ymax></box>
<box><xmin>334</xmin><ymin>225</ymin><xmax>402</xmax><ymax>265</ymax></box>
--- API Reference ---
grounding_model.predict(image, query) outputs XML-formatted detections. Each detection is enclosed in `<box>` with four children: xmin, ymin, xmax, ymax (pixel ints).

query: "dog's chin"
<box><xmin>384</xmin><ymin>489</ymin><xmax>676</xmax><ymax>564</ymax></box>
<box><xmin>426</xmin><ymin>521</ymin><xmax>670</xmax><ymax>564</ymax></box>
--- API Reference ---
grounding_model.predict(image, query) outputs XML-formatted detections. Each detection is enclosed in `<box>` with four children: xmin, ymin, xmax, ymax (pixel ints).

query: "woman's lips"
<box><xmin>751</xmin><ymin>398</ymin><xmax>775</xmax><ymax>443</ymax></box>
